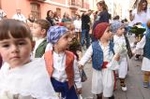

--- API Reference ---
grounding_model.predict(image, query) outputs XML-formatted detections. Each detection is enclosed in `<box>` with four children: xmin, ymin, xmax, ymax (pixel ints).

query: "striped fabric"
<box><xmin>111</xmin><ymin>21</ymin><xmax>123</xmax><ymax>33</ymax></box>
<box><xmin>47</xmin><ymin>25</ymin><xmax>68</xmax><ymax>44</ymax></box>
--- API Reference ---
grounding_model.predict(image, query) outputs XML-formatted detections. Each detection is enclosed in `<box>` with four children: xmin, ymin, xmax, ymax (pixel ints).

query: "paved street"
<box><xmin>81</xmin><ymin>35</ymin><xmax>150</xmax><ymax>99</ymax></box>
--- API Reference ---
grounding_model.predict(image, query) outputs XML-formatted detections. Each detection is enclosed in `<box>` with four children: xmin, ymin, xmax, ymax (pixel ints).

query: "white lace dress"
<box><xmin>0</xmin><ymin>58</ymin><xmax>59</xmax><ymax>99</ymax></box>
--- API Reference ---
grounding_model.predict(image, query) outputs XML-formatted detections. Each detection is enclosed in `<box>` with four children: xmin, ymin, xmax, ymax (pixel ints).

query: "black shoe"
<box><xmin>108</xmin><ymin>95</ymin><xmax>115</xmax><ymax>99</ymax></box>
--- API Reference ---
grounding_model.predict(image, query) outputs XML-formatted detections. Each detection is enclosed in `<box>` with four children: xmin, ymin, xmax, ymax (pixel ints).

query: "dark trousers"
<box><xmin>51</xmin><ymin>77</ymin><xmax>78</xmax><ymax>99</ymax></box>
<box><xmin>81</xmin><ymin>29</ymin><xmax>90</xmax><ymax>48</ymax></box>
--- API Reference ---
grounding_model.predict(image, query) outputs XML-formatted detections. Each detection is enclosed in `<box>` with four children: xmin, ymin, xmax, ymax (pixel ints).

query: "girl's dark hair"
<box><xmin>46</xmin><ymin>10</ymin><xmax>53</xmax><ymax>17</ymax></box>
<box><xmin>97</xmin><ymin>1</ymin><xmax>108</xmax><ymax>11</ymax></box>
<box><xmin>137</xmin><ymin>0</ymin><xmax>148</xmax><ymax>13</ymax></box>
<box><xmin>113</xmin><ymin>15</ymin><xmax>120</xmax><ymax>20</ymax></box>
<box><xmin>0</xmin><ymin>19</ymin><xmax>32</xmax><ymax>41</ymax></box>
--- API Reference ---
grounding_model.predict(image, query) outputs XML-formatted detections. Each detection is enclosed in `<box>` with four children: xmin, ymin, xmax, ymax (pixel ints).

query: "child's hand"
<box><xmin>114</xmin><ymin>53</ymin><xmax>120</xmax><ymax>61</ymax></box>
<box><xmin>76</xmin><ymin>88</ymin><xmax>82</xmax><ymax>94</ymax></box>
<box><xmin>132</xmin><ymin>48</ymin><xmax>136</xmax><ymax>55</ymax></box>
<box><xmin>78</xmin><ymin>64</ymin><xmax>84</xmax><ymax>69</ymax></box>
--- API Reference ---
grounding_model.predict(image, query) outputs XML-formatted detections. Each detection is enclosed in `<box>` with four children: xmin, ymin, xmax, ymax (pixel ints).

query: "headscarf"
<box><xmin>111</xmin><ymin>21</ymin><xmax>124</xmax><ymax>33</ymax></box>
<box><xmin>47</xmin><ymin>25</ymin><xmax>68</xmax><ymax>44</ymax></box>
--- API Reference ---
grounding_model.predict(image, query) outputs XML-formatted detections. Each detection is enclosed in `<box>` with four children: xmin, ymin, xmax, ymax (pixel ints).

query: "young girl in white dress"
<box><xmin>0</xmin><ymin>19</ymin><xmax>59</xmax><ymax>99</ymax></box>
<box><xmin>79</xmin><ymin>22</ymin><xmax>120</xmax><ymax>99</ymax></box>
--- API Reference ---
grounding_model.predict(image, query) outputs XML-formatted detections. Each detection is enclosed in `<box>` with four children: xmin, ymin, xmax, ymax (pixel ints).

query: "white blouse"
<box><xmin>0</xmin><ymin>58</ymin><xmax>59</xmax><ymax>99</ymax></box>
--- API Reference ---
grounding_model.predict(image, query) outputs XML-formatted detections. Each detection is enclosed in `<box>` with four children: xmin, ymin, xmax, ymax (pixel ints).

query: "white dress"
<box><xmin>129</xmin><ymin>8</ymin><xmax>150</xmax><ymax>26</ymax></box>
<box><xmin>79</xmin><ymin>41</ymin><xmax>119</xmax><ymax>97</ymax></box>
<box><xmin>113</xmin><ymin>35</ymin><xmax>128</xmax><ymax>78</ymax></box>
<box><xmin>0</xmin><ymin>58</ymin><xmax>59</xmax><ymax>99</ymax></box>
<box><xmin>134</xmin><ymin>36</ymin><xmax>150</xmax><ymax>71</ymax></box>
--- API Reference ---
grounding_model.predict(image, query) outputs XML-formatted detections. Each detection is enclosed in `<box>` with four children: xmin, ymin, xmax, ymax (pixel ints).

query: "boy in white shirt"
<box><xmin>44</xmin><ymin>26</ymin><xmax>82</xmax><ymax>99</ymax></box>
<box><xmin>79</xmin><ymin>22</ymin><xmax>120</xmax><ymax>99</ymax></box>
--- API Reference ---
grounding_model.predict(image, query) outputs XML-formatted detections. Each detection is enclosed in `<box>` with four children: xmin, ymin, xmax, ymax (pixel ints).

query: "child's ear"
<box><xmin>41</xmin><ymin>29</ymin><xmax>46</xmax><ymax>35</ymax></box>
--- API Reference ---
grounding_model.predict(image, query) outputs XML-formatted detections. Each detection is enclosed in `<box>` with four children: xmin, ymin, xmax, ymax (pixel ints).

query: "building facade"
<box><xmin>0</xmin><ymin>0</ymin><xmax>91</xmax><ymax>19</ymax></box>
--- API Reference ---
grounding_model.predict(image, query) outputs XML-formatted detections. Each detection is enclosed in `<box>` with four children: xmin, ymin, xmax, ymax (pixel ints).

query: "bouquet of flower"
<box><xmin>129</xmin><ymin>24</ymin><xmax>146</xmax><ymax>40</ymax></box>
<box><xmin>115</xmin><ymin>43</ymin><xmax>127</xmax><ymax>56</ymax></box>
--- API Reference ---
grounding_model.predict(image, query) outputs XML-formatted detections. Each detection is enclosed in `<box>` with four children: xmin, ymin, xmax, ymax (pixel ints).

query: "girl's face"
<box><xmin>76</xmin><ymin>15</ymin><xmax>80</xmax><ymax>20</ymax></box>
<box><xmin>55</xmin><ymin>32</ymin><xmax>72</xmax><ymax>51</ymax></box>
<box><xmin>101</xmin><ymin>26</ymin><xmax>113</xmax><ymax>40</ymax></box>
<box><xmin>142</xmin><ymin>2</ymin><xmax>147</xmax><ymax>10</ymax></box>
<box><xmin>97</xmin><ymin>4</ymin><xmax>102</xmax><ymax>11</ymax></box>
<box><xmin>0</xmin><ymin>35</ymin><xmax>32</xmax><ymax>68</ymax></box>
<box><xmin>116</xmin><ymin>27</ymin><xmax>125</xmax><ymax>36</ymax></box>
<box><xmin>49</xmin><ymin>11</ymin><xmax>54</xmax><ymax>17</ymax></box>
<box><xmin>31</xmin><ymin>23</ymin><xmax>43</xmax><ymax>38</ymax></box>
<box><xmin>29</xmin><ymin>14</ymin><xmax>34</xmax><ymax>20</ymax></box>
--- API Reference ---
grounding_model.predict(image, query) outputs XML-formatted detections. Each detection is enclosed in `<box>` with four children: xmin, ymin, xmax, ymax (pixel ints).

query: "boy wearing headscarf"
<box><xmin>79</xmin><ymin>22</ymin><xmax>120</xmax><ymax>99</ymax></box>
<box><xmin>44</xmin><ymin>26</ymin><xmax>82</xmax><ymax>99</ymax></box>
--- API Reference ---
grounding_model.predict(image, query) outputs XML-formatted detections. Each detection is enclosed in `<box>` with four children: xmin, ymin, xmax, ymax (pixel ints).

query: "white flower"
<box><xmin>116</xmin><ymin>44</ymin><xmax>126</xmax><ymax>54</ymax></box>
<box><xmin>136</xmin><ymin>24</ymin><xmax>145</xmax><ymax>28</ymax></box>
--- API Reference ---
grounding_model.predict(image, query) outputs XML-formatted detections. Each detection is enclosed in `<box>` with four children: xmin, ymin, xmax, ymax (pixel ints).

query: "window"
<box><xmin>30</xmin><ymin>3</ymin><xmax>40</xmax><ymax>19</ymax></box>
<box><xmin>71</xmin><ymin>0</ymin><xmax>75</xmax><ymax>5</ymax></box>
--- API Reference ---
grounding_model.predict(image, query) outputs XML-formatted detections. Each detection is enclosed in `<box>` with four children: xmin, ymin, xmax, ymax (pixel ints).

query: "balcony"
<box><xmin>68</xmin><ymin>0</ymin><xmax>82</xmax><ymax>9</ymax></box>
<box><xmin>28</xmin><ymin>0</ymin><xmax>46</xmax><ymax>2</ymax></box>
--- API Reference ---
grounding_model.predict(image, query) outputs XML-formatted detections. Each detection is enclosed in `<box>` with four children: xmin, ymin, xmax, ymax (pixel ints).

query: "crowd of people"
<box><xmin>0</xmin><ymin>0</ymin><xmax>150</xmax><ymax>99</ymax></box>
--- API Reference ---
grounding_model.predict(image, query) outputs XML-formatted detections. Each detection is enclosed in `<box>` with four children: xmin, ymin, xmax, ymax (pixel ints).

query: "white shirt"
<box><xmin>0</xmin><ymin>58</ymin><xmax>59</xmax><ymax>99</ymax></box>
<box><xmin>79</xmin><ymin>41</ymin><xmax>119</xmax><ymax>70</ymax></box>
<box><xmin>73</xmin><ymin>19</ymin><xmax>81</xmax><ymax>32</ymax></box>
<box><xmin>45</xmin><ymin>43</ymin><xmax>53</xmax><ymax>52</ymax></box>
<box><xmin>12</xmin><ymin>13</ymin><xmax>26</xmax><ymax>22</ymax></box>
<box><xmin>0</xmin><ymin>9</ymin><xmax>6</xmax><ymax>20</ymax></box>
<box><xmin>52</xmin><ymin>51</ymin><xmax>82</xmax><ymax>88</ymax></box>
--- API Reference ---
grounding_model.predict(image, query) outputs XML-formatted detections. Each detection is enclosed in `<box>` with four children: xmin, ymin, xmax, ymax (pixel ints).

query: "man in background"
<box><xmin>12</xmin><ymin>8</ymin><xmax>26</xmax><ymax>22</ymax></box>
